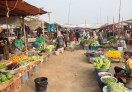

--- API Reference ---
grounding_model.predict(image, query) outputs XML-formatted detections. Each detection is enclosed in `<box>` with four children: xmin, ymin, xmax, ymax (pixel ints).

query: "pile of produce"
<box><xmin>92</xmin><ymin>57</ymin><xmax>111</xmax><ymax>69</ymax></box>
<box><xmin>108</xmin><ymin>36</ymin><xmax>117</xmax><ymax>43</ymax></box>
<box><xmin>82</xmin><ymin>39</ymin><xmax>91</xmax><ymax>45</ymax></box>
<box><xmin>0</xmin><ymin>63</ymin><xmax>6</xmax><ymax>69</ymax></box>
<box><xmin>38</xmin><ymin>43</ymin><xmax>44</xmax><ymax>51</ymax></box>
<box><xmin>8</xmin><ymin>54</ymin><xmax>27</xmax><ymax>62</ymax></box>
<box><xmin>100</xmin><ymin>74</ymin><xmax>111</xmax><ymax>77</ymax></box>
<box><xmin>27</xmin><ymin>56</ymin><xmax>43</xmax><ymax>62</ymax></box>
<box><xmin>7</xmin><ymin>63</ymin><xmax>19</xmax><ymax>70</ymax></box>
<box><xmin>102</xmin><ymin>43</ymin><xmax>110</xmax><ymax>47</ymax></box>
<box><xmin>18</xmin><ymin>60</ymin><xmax>29</xmax><ymax>66</ymax></box>
<box><xmin>91</xmin><ymin>41</ymin><xmax>100</xmax><ymax>46</ymax></box>
<box><xmin>0</xmin><ymin>72</ymin><xmax>13</xmax><ymax>83</ymax></box>
<box><xmin>102</xmin><ymin>77</ymin><xmax>116</xmax><ymax>84</ymax></box>
<box><xmin>107</xmin><ymin>82</ymin><xmax>125</xmax><ymax>92</ymax></box>
<box><xmin>105</xmin><ymin>50</ymin><xmax>121</xmax><ymax>58</ymax></box>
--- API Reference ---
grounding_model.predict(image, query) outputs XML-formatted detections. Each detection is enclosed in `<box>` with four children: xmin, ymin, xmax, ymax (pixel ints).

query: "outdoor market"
<box><xmin>1</xmin><ymin>0</ymin><xmax>132</xmax><ymax>92</ymax></box>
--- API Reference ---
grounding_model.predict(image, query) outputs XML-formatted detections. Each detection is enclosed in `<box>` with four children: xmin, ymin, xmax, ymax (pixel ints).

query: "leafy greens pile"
<box><xmin>107</xmin><ymin>82</ymin><xmax>125</xmax><ymax>92</ymax></box>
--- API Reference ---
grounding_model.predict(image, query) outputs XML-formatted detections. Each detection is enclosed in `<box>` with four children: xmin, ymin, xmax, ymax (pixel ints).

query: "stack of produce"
<box><xmin>0</xmin><ymin>63</ymin><xmax>6</xmax><ymax>70</ymax></box>
<box><xmin>91</xmin><ymin>41</ymin><xmax>100</xmax><ymax>46</ymax></box>
<box><xmin>82</xmin><ymin>39</ymin><xmax>91</xmax><ymax>45</ymax></box>
<box><xmin>92</xmin><ymin>57</ymin><xmax>111</xmax><ymax>69</ymax></box>
<box><xmin>0</xmin><ymin>72</ymin><xmax>13</xmax><ymax>83</ymax></box>
<box><xmin>102</xmin><ymin>77</ymin><xmax>116</xmax><ymax>84</ymax></box>
<box><xmin>18</xmin><ymin>60</ymin><xmax>29</xmax><ymax>67</ymax></box>
<box><xmin>7</xmin><ymin>63</ymin><xmax>19</xmax><ymax>70</ymax></box>
<box><xmin>8</xmin><ymin>54</ymin><xmax>27</xmax><ymax>62</ymax></box>
<box><xmin>107</xmin><ymin>82</ymin><xmax>125</xmax><ymax>92</ymax></box>
<box><xmin>108</xmin><ymin>36</ymin><xmax>117</xmax><ymax>44</ymax></box>
<box><xmin>105</xmin><ymin>49</ymin><xmax>121</xmax><ymax>58</ymax></box>
<box><xmin>27</xmin><ymin>56</ymin><xmax>43</xmax><ymax>62</ymax></box>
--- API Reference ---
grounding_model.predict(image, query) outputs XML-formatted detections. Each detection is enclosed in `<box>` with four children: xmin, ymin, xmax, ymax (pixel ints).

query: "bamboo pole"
<box><xmin>41</xmin><ymin>20</ymin><xmax>45</xmax><ymax>48</ymax></box>
<box><xmin>22</xmin><ymin>16</ymin><xmax>28</xmax><ymax>56</ymax></box>
<box><xmin>113</xmin><ymin>17</ymin><xmax>115</xmax><ymax>36</ymax></box>
<box><xmin>122</xmin><ymin>17</ymin><xmax>124</xmax><ymax>36</ymax></box>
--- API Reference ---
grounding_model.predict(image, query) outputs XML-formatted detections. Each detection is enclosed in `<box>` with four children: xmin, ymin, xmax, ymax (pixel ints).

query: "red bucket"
<box><xmin>127</xmin><ymin>40</ymin><xmax>131</xmax><ymax>45</ymax></box>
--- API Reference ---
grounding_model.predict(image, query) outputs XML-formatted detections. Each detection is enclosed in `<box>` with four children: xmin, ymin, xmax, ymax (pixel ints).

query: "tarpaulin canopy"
<box><xmin>0</xmin><ymin>0</ymin><xmax>47</xmax><ymax>17</ymax></box>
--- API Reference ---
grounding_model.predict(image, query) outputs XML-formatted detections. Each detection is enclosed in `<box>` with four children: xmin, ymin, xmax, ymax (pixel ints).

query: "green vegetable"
<box><xmin>108</xmin><ymin>36</ymin><xmax>117</xmax><ymax>43</ymax></box>
<box><xmin>1</xmin><ymin>75</ymin><xmax>8</xmax><ymax>82</ymax></box>
<box><xmin>5</xmin><ymin>72</ymin><xmax>13</xmax><ymax>80</ymax></box>
<box><xmin>18</xmin><ymin>60</ymin><xmax>28</xmax><ymax>66</ymax></box>
<box><xmin>92</xmin><ymin>57</ymin><xmax>111</xmax><ymax>69</ymax></box>
<box><xmin>0</xmin><ymin>63</ymin><xmax>6</xmax><ymax>69</ymax></box>
<box><xmin>102</xmin><ymin>78</ymin><xmax>116</xmax><ymax>84</ymax></box>
<box><xmin>91</xmin><ymin>41</ymin><xmax>100</xmax><ymax>46</ymax></box>
<box><xmin>107</xmin><ymin>82</ymin><xmax>125</xmax><ymax>92</ymax></box>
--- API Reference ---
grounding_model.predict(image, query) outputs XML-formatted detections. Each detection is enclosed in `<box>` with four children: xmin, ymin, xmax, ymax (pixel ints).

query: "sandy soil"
<box><xmin>18</xmin><ymin>46</ymin><xmax>127</xmax><ymax>92</ymax></box>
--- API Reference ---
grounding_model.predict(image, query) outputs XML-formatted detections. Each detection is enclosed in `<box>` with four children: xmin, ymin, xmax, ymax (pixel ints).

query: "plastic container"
<box><xmin>118</xmin><ymin>47</ymin><xmax>123</xmax><ymax>53</ymax></box>
<box><xmin>33</xmin><ymin>65</ymin><xmax>39</xmax><ymax>72</ymax></box>
<box><xmin>84</xmin><ymin>46</ymin><xmax>89</xmax><ymax>50</ymax></box>
<box><xmin>20</xmin><ymin>72</ymin><xmax>29</xmax><ymax>83</ymax></box>
<box><xmin>28</xmin><ymin>68</ymin><xmax>34</xmax><ymax>78</ymax></box>
<box><xmin>34</xmin><ymin>77</ymin><xmax>48</xmax><ymax>92</ymax></box>
<box><xmin>126</xmin><ymin>40</ymin><xmax>131</xmax><ymax>45</ymax></box>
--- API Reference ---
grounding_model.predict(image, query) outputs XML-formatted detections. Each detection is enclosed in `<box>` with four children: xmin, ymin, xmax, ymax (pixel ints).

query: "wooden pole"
<box><xmin>22</xmin><ymin>16</ymin><xmax>28</xmax><ymax>56</ymax></box>
<box><xmin>118</xmin><ymin>0</ymin><xmax>121</xmax><ymax>36</ymax></box>
<box><xmin>113</xmin><ymin>17</ymin><xmax>115</xmax><ymax>36</ymax></box>
<box><xmin>41</xmin><ymin>20</ymin><xmax>45</xmax><ymax>48</ymax></box>
<box><xmin>122</xmin><ymin>17</ymin><xmax>124</xmax><ymax>36</ymax></box>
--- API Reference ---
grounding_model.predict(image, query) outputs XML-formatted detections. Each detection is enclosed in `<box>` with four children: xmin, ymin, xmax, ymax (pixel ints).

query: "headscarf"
<box><xmin>57</xmin><ymin>31</ymin><xmax>63</xmax><ymax>37</ymax></box>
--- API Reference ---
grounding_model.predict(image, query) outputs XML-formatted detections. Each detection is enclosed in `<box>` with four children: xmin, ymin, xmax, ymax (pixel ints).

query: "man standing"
<box><xmin>14</xmin><ymin>34</ymin><xmax>23</xmax><ymax>55</ymax></box>
<box><xmin>75</xmin><ymin>30</ymin><xmax>80</xmax><ymax>41</ymax></box>
<box><xmin>69</xmin><ymin>31</ymin><xmax>76</xmax><ymax>52</ymax></box>
<box><xmin>0</xmin><ymin>32</ymin><xmax>10</xmax><ymax>60</ymax></box>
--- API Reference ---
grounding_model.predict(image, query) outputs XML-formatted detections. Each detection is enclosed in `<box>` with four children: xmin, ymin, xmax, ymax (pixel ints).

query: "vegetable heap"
<box><xmin>102</xmin><ymin>77</ymin><xmax>116</xmax><ymax>84</ymax></box>
<box><xmin>0</xmin><ymin>63</ymin><xmax>6</xmax><ymax>69</ymax></box>
<box><xmin>7</xmin><ymin>63</ymin><xmax>19</xmax><ymax>70</ymax></box>
<box><xmin>107</xmin><ymin>83</ymin><xmax>125</xmax><ymax>92</ymax></box>
<box><xmin>0</xmin><ymin>72</ymin><xmax>13</xmax><ymax>83</ymax></box>
<box><xmin>105</xmin><ymin>50</ymin><xmax>121</xmax><ymax>58</ymax></box>
<box><xmin>8</xmin><ymin>54</ymin><xmax>27</xmax><ymax>62</ymax></box>
<box><xmin>18</xmin><ymin>60</ymin><xmax>29</xmax><ymax>66</ymax></box>
<box><xmin>91</xmin><ymin>41</ymin><xmax>100</xmax><ymax>46</ymax></box>
<box><xmin>108</xmin><ymin>36</ymin><xmax>117</xmax><ymax>43</ymax></box>
<box><xmin>92</xmin><ymin>57</ymin><xmax>111</xmax><ymax>69</ymax></box>
<box><xmin>82</xmin><ymin>39</ymin><xmax>91</xmax><ymax>45</ymax></box>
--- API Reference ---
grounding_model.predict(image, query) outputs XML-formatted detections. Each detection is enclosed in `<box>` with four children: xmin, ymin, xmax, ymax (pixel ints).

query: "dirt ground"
<box><xmin>18</xmin><ymin>45</ymin><xmax>128</xmax><ymax>92</ymax></box>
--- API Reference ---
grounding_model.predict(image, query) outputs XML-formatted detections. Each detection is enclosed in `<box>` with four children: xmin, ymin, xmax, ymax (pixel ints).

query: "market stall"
<box><xmin>89</xmin><ymin>50</ymin><xmax>131</xmax><ymax>92</ymax></box>
<box><xmin>0</xmin><ymin>0</ymin><xmax>52</xmax><ymax>91</ymax></box>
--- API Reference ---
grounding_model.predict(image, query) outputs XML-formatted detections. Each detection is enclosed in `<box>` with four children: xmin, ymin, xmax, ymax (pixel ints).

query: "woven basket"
<box><xmin>0</xmin><ymin>78</ymin><xmax>12</xmax><ymax>90</ymax></box>
<box><xmin>88</xmin><ymin>52</ymin><xmax>102</xmax><ymax>56</ymax></box>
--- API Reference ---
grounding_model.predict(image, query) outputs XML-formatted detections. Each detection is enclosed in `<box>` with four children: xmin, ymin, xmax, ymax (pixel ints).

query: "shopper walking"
<box><xmin>56</xmin><ymin>31</ymin><xmax>64</xmax><ymax>51</ymax></box>
<box><xmin>98</xmin><ymin>30</ymin><xmax>103</xmax><ymax>45</ymax></box>
<box><xmin>64</xmin><ymin>32</ymin><xmax>69</xmax><ymax>47</ymax></box>
<box><xmin>69</xmin><ymin>31</ymin><xmax>76</xmax><ymax>52</ymax></box>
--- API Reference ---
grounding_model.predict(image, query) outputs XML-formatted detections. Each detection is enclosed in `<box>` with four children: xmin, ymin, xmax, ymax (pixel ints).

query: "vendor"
<box><xmin>14</xmin><ymin>34</ymin><xmax>23</xmax><ymax>55</ymax></box>
<box><xmin>0</xmin><ymin>32</ymin><xmax>10</xmax><ymax>60</ymax></box>
<box><xmin>98</xmin><ymin>30</ymin><xmax>103</xmax><ymax>45</ymax></box>
<box><xmin>114</xmin><ymin>51</ymin><xmax>132</xmax><ymax>89</ymax></box>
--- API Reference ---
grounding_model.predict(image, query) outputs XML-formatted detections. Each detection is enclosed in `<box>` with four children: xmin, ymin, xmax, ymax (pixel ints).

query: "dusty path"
<box><xmin>18</xmin><ymin>46</ymin><xmax>100</xmax><ymax>92</ymax></box>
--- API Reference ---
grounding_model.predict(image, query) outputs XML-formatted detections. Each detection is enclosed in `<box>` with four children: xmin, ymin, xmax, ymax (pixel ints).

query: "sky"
<box><xmin>25</xmin><ymin>0</ymin><xmax>132</xmax><ymax>26</ymax></box>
